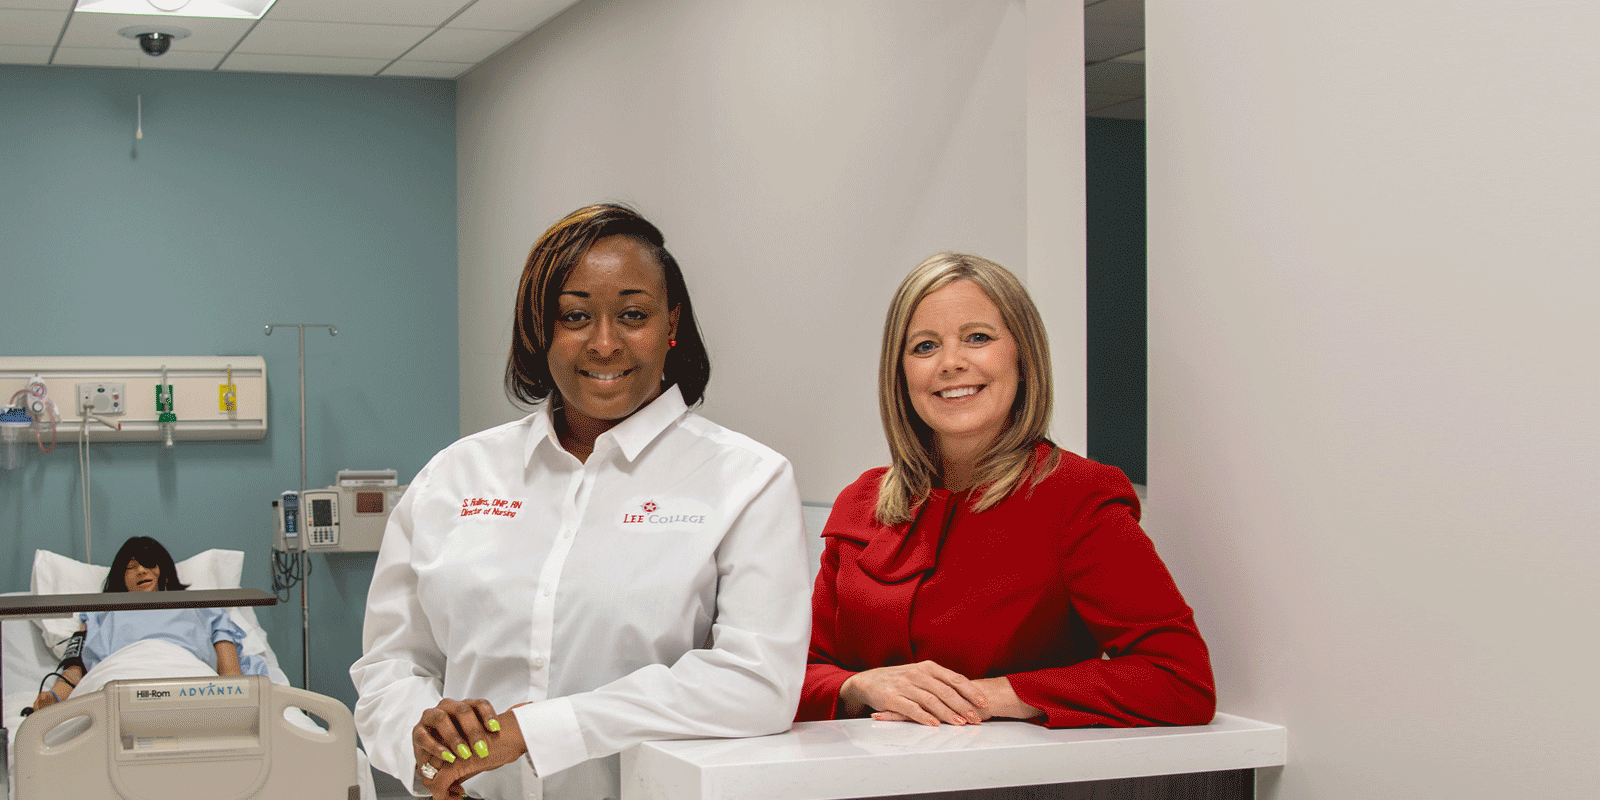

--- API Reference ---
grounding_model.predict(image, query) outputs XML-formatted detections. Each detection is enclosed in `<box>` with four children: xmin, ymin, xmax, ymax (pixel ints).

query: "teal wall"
<box><xmin>1086</xmin><ymin>116</ymin><xmax>1146</xmax><ymax>485</ymax></box>
<box><xmin>0</xmin><ymin>65</ymin><xmax>459</xmax><ymax>710</ymax></box>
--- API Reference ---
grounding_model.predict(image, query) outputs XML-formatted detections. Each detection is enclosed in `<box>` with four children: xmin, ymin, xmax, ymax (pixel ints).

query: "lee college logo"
<box><xmin>622</xmin><ymin>500</ymin><xmax>706</xmax><ymax>525</ymax></box>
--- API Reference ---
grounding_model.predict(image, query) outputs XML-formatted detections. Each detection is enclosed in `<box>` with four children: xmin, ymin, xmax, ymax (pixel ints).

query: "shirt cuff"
<box><xmin>800</xmin><ymin>667</ymin><xmax>854</xmax><ymax>721</ymax></box>
<box><xmin>512</xmin><ymin>695</ymin><xmax>587</xmax><ymax>778</ymax></box>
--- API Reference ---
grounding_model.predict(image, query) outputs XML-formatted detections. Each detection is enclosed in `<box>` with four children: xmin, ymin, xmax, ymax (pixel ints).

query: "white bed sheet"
<box><xmin>2</xmin><ymin>553</ymin><xmax>377</xmax><ymax>800</ymax></box>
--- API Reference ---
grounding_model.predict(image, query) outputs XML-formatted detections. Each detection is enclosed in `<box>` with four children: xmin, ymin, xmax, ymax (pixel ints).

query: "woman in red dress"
<box><xmin>798</xmin><ymin>253</ymin><xmax>1215</xmax><ymax>728</ymax></box>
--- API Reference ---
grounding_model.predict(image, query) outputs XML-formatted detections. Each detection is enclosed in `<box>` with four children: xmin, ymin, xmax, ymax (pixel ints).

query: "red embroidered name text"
<box><xmin>461</xmin><ymin>497</ymin><xmax>522</xmax><ymax>518</ymax></box>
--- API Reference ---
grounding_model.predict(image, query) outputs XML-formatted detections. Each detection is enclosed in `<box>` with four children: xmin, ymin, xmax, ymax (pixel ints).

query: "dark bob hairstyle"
<box><xmin>505</xmin><ymin>203</ymin><xmax>711</xmax><ymax>408</ymax></box>
<box><xmin>104</xmin><ymin>536</ymin><xmax>189</xmax><ymax>592</ymax></box>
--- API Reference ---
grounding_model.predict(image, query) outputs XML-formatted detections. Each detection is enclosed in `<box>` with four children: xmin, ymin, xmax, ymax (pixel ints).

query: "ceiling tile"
<box><xmin>59</xmin><ymin>12</ymin><xmax>251</xmax><ymax>52</ymax></box>
<box><xmin>449</xmin><ymin>0</ymin><xmax>577</xmax><ymax>32</ymax></box>
<box><xmin>0</xmin><ymin>8</ymin><xmax>67</xmax><ymax>45</ymax></box>
<box><xmin>52</xmin><ymin>45</ymin><xmax>224</xmax><ymax>69</ymax></box>
<box><xmin>219</xmin><ymin>51</ymin><xmax>386</xmax><ymax>75</ymax></box>
<box><xmin>235</xmin><ymin>20</ymin><xmax>430</xmax><ymax>59</ymax></box>
<box><xmin>380</xmin><ymin>58</ymin><xmax>470</xmax><ymax>79</ymax></box>
<box><xmin>263</xmin><ymin>0</ymin><xmax>467</xmax><ymax>27</ymax></box>
<box><xmin>1088</xmin><ymin>97</ymin><xmax>1144</xmax><ymax>120</ymax></box>
<box><xmin>0</xmin><ymin>0</ymin><xmax>64</xmax><ymax>8</ymax></box>
<box><xmin>1084</xmin><ymin>0</ymin><xmax>1142</xmax><ymax>28</ymax></box>
<box><xmin>0</xmin><ymin>44</ymin><xmax>52</xmax><ymax>64</ymax></box>
<box><xmin>1084</xmin><ymin>22</ymin><xmax>1142</xmax><ymax>63</ymax></box>
<box><xmin>408</xmin><ymin>26</ymin><xmax>521</xmax><ymax>62</ymax></box>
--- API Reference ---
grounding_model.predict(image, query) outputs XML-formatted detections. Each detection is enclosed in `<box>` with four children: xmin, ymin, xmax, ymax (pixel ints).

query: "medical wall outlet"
<box><xmin>6</xmin><ymin>377</ymin><xmax>59</xmax><ymax>464</ymax></box>
<box><xmin>77</xmin><ymin>382</ymin><xmax>126</xmax><ymax>415</ymax></box>
<box><xmin>220</xmin><ymin>382</ymin><xmax>238</xmax><ymax>412</ymax></box>
<box><xmin>0</xmin><ymin>357</ymin><xmax>267</xmax><ymax>443</ymax></box>
<box><xmin>156</xmin><ymin>383</ymin><xmax>177</xmax><ymax>446</ymax></box>
<box><xmin>11</xmin><ymin>375</ymin><xmax>57</xmax><ymax>431</ymax></box>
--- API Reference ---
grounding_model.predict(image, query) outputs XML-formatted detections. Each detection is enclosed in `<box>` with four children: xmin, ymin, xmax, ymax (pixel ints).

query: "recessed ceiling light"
<box><xmin>76</xmin><ymin>0</ymin><xmax>276</xmax><ymax>20</ymax></box>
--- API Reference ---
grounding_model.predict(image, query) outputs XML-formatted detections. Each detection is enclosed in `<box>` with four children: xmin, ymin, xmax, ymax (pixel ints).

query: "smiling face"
<box><xmin>902</xmin><ymin>279</ymin><xmax>1020</xmax><ymax>472</ymax></box>
<box><xmin>124</xmin><ymin>558</ymin><xmax>161</xmax><ymax>592</ymax></box>
<box><xmin>546</xmin><ymin>235</ymin><xmax>680</xmax><ymax>451</ymax></box>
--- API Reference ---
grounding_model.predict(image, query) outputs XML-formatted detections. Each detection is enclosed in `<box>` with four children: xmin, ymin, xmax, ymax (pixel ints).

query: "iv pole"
<box><xmin>264</xmin><ymin>323</ymin><xmax>336</xmax><ymax>691</ymax></box>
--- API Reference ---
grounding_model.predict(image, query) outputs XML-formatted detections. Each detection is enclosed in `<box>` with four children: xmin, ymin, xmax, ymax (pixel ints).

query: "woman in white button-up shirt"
<box><xmin>351</xmin><ymin>204</ymin><xmax>811</xmax><ymax>800</ymax></box>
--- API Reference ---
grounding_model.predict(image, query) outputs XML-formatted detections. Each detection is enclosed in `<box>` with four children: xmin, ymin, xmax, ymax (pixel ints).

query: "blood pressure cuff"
<box><xmin>59</xmin><ymin>629</ymin><xmax>86</xmax><ymax>672</ymax></box>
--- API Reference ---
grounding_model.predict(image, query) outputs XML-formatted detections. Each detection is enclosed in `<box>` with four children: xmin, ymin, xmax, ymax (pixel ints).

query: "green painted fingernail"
<box><xmin>457</xmin><ymin>744</ymin><xmax>472</xmax><ymax>760</ymax></box>
<box><xmin>487</xmin><ymin>719</ymin><xmax>501</xmax><ymax>733</ymax></box>
<box><xmin>439</xmin><ymin>749</ymin><xmax>456</xmax><ymax>764</ymax></box>
<box><xmin>474</xmin><ymin>740</ymin><xmax>488</xmax><ymax>759</ymax></box>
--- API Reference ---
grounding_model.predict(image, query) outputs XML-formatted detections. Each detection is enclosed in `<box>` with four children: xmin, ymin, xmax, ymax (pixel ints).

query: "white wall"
<box><xmin>456</xmin><ymin>0</ymin><xmax>1083</xmax><ymax>502</ymax></box>
<box><xmin>1148</xmin><ymin>3</ymin><xmax>1600</xmax><ymax>798</ymax></box>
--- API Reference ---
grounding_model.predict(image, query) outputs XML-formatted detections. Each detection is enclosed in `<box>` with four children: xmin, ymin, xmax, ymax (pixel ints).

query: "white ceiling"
<box><xmin>0</xmin><ymin>0</ymin><xmax>582</xmax><ymax>78</ymax></box>
<box><xmin>3</xmin><ymin>0</ymin><xmax>1145</xmax><ymax>115</ymax></box>
<box><xmin>1085</xmin><ymin>0</ymin><xmax>1144</xmax><ymax>120</ymax></box>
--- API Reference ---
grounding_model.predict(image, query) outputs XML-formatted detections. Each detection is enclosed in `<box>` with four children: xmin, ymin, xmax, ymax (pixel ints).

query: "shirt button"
<box><xmin>533</xmin><ymin>656</ymin><xmax>546</xmax><ymax>668</ymax></box>
<box><xmin>541</xmin><ymin>585</ymin><xmax>552</xmax><ymax>597</ymax></box>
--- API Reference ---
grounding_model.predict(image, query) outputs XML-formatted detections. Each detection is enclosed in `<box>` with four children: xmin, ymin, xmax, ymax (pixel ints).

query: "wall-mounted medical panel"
<box><xmin>0</xmin><ymin>357</ymin><xmax>267</xmax><ymax>443</ymax></box>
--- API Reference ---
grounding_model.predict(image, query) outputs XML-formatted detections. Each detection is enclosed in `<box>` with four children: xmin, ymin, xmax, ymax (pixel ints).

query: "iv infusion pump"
<box><xmin>273</xmin><ymin>469</ymin><xmax>407</xmax><ymax>553</ymax></box>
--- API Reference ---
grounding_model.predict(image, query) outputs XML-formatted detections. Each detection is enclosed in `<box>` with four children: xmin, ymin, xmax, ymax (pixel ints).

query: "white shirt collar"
<box><xmin>526</xmin><ymin>384</ymin><xmax>688</xmax><ymax>465</ymax></box>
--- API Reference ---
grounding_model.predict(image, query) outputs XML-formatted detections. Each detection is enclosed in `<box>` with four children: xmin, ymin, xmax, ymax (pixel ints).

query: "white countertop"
<box><xmin>622</xmin><ymin>713</ymin><xmax>1285</xmax><ymax>800</ymax></box>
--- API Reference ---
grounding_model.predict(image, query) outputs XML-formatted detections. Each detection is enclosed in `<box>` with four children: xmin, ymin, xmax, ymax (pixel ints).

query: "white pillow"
<box><xmin>29</xmin><ymin>549</ymin><xmax>263</xmax><ymax>659</ymax></box>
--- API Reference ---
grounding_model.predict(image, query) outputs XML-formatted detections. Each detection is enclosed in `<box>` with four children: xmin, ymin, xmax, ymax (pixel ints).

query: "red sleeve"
<box><xmin>796</xmin><ymin>533</ymin><xmax>853</xmax><ymax>721</ymax></box>
<box><xmin>1006</xmin><ymin>494</ymin><xmax>1216</xmax><ymax>727</ymax></box>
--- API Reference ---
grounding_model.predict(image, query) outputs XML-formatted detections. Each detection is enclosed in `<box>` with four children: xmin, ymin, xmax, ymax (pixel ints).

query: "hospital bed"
<box><xmin>2</xmin><ymin>549</ymin><xmax>377</xmax><ymax>800</ymax></box>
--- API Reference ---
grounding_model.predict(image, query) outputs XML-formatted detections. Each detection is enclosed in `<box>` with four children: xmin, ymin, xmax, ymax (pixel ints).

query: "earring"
<box><xmin>669</xmin><ymin>339</ymin><xmax>677</xmax><ymax>348</ymax></box>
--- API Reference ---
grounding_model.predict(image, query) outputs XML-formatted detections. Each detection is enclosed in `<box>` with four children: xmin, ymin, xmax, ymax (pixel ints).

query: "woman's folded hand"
<box><xmin>412</xmin><ymin>699</ymin><xmax>528</xmax><ymax>799</ymax></box>
<box><xmin>867</xmin><ymin>675</ymin><xmax>1042</xmax><ymax>724</ymax></box>
<box><xmin>839</xmin><ymin>660</ymin><xmax>989</xmax><ymax>726</ymax></box>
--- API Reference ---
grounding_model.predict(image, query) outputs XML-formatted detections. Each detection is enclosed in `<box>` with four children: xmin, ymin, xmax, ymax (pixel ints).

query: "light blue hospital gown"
<box><xmin>79</xmin><ymin>607</ymin><xmax>269</xmax><ymax>676</ymax></box>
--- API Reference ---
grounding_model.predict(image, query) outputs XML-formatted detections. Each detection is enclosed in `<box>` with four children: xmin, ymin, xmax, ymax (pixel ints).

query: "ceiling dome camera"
<box><xmin>139</xmin><ymin>32</ymin><xmax>172</xmax><ymax>56</ymax></box>
<box><xmin>119</xmin><ymin>26</ymin><xmax>191</xmax><ymax>58</ymax></box>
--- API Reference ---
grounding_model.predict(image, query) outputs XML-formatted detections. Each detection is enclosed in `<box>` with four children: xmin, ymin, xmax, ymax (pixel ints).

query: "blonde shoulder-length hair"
<box><xmin>875</xmin><ymin>252</ymin><xmax>1060</xmax><ymax>525</ymax></box>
